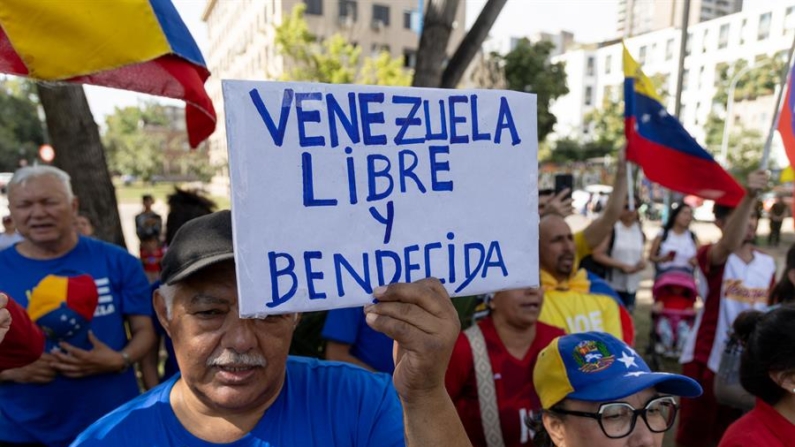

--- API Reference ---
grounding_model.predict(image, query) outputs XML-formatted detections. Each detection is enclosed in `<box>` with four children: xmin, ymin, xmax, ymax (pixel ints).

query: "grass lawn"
<box><xmin>114</xmin><ymin>180</ymin><xmax>230</xmax><ymax>209</ymax></box>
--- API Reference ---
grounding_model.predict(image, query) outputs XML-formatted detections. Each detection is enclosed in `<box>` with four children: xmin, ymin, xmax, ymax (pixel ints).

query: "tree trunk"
<box><xmin>412</xmin><ymin>0</ymin><xmax>461</xmax><ymax>88</ymax></box>
<box><xmin>36</xmin><ymin>83</ymin><xmax>126</xmax><ymax>248</ymax></box>
<box><xmin>441</xmin><ymin>0</ymin><xmax>507</xmax><ymax>88</ymax></box>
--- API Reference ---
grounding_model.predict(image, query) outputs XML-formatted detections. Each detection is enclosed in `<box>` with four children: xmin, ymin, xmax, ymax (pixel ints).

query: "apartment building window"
<box><xmin>714</xmin><ymin>62</ymin><xmax>728</xmax><ymax>86</ymax></box>
<box><xmin>371</xmin><ymin>43</ymin><xmax>390</xmax><ymax>57</ymax></box>
<box><xmin>403</xmin><ymin>10</ymin><xmax>412</xmax><ymax>29</ymax></box>
<box><xmin>584</xmin><ymin>86</ymin><xmax>593</xmax><ymax>106</ymax></box>
<box><xmin>740</xmin><ymin>18</ymin><xmax>747</xmax><ymax>44</ymax></box>
<box><xmin>665</xmin><ymin>38</ymin><xmax>674</xmax><ymax>61</ymax></box>
<box><xmin>638</xmin><ymin>46</ymin><xmax>646</xmax><ymax>64</ymax></box>
<box><xmin>304</xmin><ymin>0</ymin><xmax>322</xmax><ymax>15</ymax></box>
<box><xmin>785</xmin><ymin>6</ymin><xmax>795</xmax><ymax>35</ymax></box>
<box><xmin>404</xmin><ymin>49</ymin><xmax>417</xmax><ymax>68</ymax></box>
<box><xmin>685</xmin><ymin>33</ymin><xmax>692</xmax><ymax>55</ymax></box>
<box><xmin>586</xmin><ymin>56</ymin><xmax>595</xmax><ymax>76</ymax></box>
<box><xmin>603</xmin><ymin>85</ymin><xmax>613</xmax><ymax>101</ymax></box>
<box><xmin>339</xmin><ymin>0</ymin><xmax>358</xmax><ymax>22</ymax></box>
<box><xmin>701</xmin><ymin>29</ymin><xmax>709</xmax><ymax>53</ymax></box>
<box><xmin>372</xmin><ymin>4</ymin><xmax>390</xmax><ymax>27</ymax></box>
<box><xmin>698</xmin><ymin>66</ymin><xmax>705</xmax><ymax>89</ymax></box>
<box><xmin>604</xmin><ymin>54</ymin><xmax>612</xmax><ymax>74</ymax></box>
<box><xmin>682</xmin><ymin>68</ymin><xmax>689</xmax><ymax>91</ymax></box>
<box><xmin>718</xmin><ymin>23</ymin><xmax>729</xmax><ymax>49</ymax></box>
<box><xmin>758</xmin><ymin>12</ymin><xmax>771</xmax><ymax>40</ymax></box>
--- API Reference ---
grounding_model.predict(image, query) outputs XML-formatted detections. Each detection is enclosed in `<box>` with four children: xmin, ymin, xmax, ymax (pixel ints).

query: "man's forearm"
<box><xmin>717</xmin><ymin>193</ymin><xmax>755</xmax><ymax>253</ymax></box>
<box><xmin>583</xmin><ymin>162</ymin><xmax>627</xmax><ymax>249</ymax></box>
<box><xmin>403</xmin><ymin>387</ymin><xmax>472</xmax><ymax>447</ymax></box>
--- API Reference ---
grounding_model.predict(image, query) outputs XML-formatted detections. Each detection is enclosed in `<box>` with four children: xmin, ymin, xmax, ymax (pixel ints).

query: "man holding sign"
<box><xmin>72</xmin><ymin>211</ymin><xmax>472</xmax><ymax>446</ymax></box>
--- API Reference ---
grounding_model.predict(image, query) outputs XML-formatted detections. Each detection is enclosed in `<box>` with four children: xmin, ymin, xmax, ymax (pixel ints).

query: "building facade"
<box><xmin>551</xmin><ymin>1</ymin><xmax>795</xmax><ymax>155</ymax></box>
<box><xmin>618</xmin><ymin>0</ymin><xmax>743</xmax><ymax>38</ymax></box>
<box><xmin>201</xmin><ymin>0</ymin><xmax>466</xmax><ymax>197</ymax></box>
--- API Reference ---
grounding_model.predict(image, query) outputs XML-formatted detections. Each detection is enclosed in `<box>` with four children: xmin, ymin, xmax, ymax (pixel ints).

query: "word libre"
<box><xmin>223</xmin><ymin>81</ymin><xmax>539</xmax><ymax>316</ymax></box>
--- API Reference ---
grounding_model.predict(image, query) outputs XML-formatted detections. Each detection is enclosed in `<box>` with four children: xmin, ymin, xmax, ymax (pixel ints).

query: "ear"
<box><xmin>543</xmin><ymin>412</ymin><xmax>567</xmax><ymax>447</ymax></box>
<box><xmin>71</xmin><ymin>196</ymin><xmax>80</xmax><ymax>216</ymax></box>
<box><xmin>769</xmin><ymin>370</ymin><xmax>795</xmax><ymax>394</ymax></box>
<box><xmin>153</xmin><ymin>289</ymin><xmax>172</xmax><ymax>338</ymax></box>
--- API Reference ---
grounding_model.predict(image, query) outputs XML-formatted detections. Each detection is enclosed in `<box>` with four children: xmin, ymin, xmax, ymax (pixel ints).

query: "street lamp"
<box><xmin>719</xmin><ymin>62</ymin><xmax>770</xmax><ymax>167</ymax></box>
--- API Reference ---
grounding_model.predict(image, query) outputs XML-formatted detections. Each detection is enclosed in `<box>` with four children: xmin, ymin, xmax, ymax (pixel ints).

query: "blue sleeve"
<box><xmin>363</xmin><ymin>379</ymin><xmax>405</xmax><ymax>447</ymax></box>
<box><xmin>113</xmin><ymin>247</ymin><xmax>153</xmax><ymax>317</ymax></box>
<box><xmin>321</xmin><ymin>307</ymin><xmax>363</xmax><ymax>344</ymax></box>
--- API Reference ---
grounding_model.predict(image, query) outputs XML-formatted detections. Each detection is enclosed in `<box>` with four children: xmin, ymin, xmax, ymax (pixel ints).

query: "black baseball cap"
<box><xmin>160</xmin><ymin>210</ymin><xmax>235</xmax><ymax>285</ymax></box>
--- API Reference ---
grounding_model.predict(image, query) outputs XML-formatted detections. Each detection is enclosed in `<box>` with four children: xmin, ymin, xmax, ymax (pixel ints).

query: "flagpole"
<box><xmin>627</xmin><ymin>162</ymin><xmax>635</xmax><ymax>211</ymax></box>
<box><xmin>661</xmin><ymin>0</ymin><xmax>691</xmax><ymax>222</ymax></box>
<box><xmin>761</xmin><ymin>31</ymin><xmax>795</xmax><ymax>170</ymax></box>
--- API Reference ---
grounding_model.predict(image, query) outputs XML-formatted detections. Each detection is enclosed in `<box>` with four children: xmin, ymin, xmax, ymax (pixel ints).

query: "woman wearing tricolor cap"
<box><xmin>531</xmin><ymin>332</ymin><xmax>702</xmax><ymax>446</ymax></box>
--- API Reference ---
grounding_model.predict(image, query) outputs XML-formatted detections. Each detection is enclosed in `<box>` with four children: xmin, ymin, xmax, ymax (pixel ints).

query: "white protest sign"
<box><xmin>222</xmin><ymin>81</ymin><xmax>539</xmax><ymax>317</ymax></box>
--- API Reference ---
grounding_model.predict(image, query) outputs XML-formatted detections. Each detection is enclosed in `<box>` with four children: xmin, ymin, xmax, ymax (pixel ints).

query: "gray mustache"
<box><xmin>207</xmin><ymin>351</ymin><xmax>267</xmax><ymax>367</ymax></box>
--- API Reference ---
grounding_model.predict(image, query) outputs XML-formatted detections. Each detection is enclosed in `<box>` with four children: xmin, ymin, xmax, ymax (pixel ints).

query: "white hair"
<box><xmin>158</xmin><ymin>283</ymin><xmax>177</xmax><ymax>319</ymax></box>
<box><xmin>9</xmin><ymin>166</ymin><xmax>74</xmax><ymax>200</ymax></box>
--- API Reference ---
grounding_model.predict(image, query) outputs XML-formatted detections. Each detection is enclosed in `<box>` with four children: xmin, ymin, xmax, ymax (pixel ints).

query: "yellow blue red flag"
<box><xmin>0</xmin><ymin>0</ymin><xmax>215</xmax><ymax>147</ymax></box>
<box><xmin>623</xmin><ymin>45</ymin><xmax>744</xmax><ymax>206</ymax></box>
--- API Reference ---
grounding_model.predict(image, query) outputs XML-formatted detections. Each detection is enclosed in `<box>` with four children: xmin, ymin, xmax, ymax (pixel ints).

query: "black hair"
<box><xmin>664</xmin><ymin>202</ymin><xmax>691</xmax><ymax>232</ymax></box>
<box><xmin>735</xmin><ymin>305</ymin><xmax>795</xmax><ymax>406</ymax></box>
<box><xmin>770</xmin><ymin>244</ymin><xmax>795</xmax><ymax>306</ymax></box>
<box><xmin>165</xmin><ymin>188</ymin><xmax>217</xmax><ymax>246</ymax></box>
<box><xmin>527</xmin><ymin>412</ymin><xmax>557</xmax><ymax>447</ymax></box>
<box><xmin>142</xmin><ymin>194</ymin><xmax>153</xmax><ymax>201</ymax></box>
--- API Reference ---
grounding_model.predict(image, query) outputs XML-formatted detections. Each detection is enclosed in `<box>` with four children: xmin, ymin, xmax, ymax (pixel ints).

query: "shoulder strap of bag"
<box><xmin>464</xmin><ymin>324</ymin><xmax>505</xmax><ymax>447</ymax></box>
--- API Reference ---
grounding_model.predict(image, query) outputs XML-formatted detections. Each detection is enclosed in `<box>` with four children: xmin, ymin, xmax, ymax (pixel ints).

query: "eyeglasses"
<box><xmin>550</xmin><ymin>396</ymin><xmax>678</xmax><ymax>439</ymax></box>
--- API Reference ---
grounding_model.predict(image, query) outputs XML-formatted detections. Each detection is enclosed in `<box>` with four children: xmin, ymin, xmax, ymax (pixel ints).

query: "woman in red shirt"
<box><xmin>719</xmin><ymin>305</ymin><xmax>795</xmax><ymax>447</ymax></box>
<box><xmin>445</xmin><ymin>288</ymin><xmax>564</xmax><ymax>446</ymax></box>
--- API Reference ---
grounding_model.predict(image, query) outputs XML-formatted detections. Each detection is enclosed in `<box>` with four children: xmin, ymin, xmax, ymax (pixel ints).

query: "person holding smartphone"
<box><xmin>647</xmin><ymin>202</ymin><xmax>699</xmax><ymax>276</ymax></box>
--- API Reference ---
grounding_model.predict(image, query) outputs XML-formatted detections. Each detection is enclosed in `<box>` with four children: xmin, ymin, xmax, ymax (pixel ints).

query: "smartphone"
<box><xmin>554</xmin><ymin>174</ymin><xmax>574</xmax><ymax>200</ymax></box>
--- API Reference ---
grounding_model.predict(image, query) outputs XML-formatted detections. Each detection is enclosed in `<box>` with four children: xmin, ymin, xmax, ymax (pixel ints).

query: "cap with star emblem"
<box><xmin>533</xmin><ymin>331</ymin><xmax>702</xmax><ymax>409</ymax></box>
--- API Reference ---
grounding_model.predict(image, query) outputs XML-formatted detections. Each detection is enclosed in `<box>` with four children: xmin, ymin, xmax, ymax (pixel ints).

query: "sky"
<box><xmin>83</xmin><ymin>0</ymin><xmax>622</xmax><ymax>122</ymax></box>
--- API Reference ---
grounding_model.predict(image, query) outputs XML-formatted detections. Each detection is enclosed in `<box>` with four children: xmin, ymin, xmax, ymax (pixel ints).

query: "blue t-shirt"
<box><xmin>322</xmin><ymin>307</ymin><xmax>395</xmax><ymax>374</ymax></box>
<box><xmin>0</xmin><ymin>236</ymin><xmax>152</xmax><ymax>447</ymax></box>
<box><xmin>71</xmin><ymin>356</ymin><xmax>405</xmax><ymax>446</ymax></box>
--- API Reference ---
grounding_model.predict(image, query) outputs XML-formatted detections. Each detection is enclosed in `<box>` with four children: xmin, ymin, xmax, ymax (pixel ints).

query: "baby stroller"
<box><xmin>647</xmin><ymin>271</ymin><xmax>698</xmax><ymax>370</ymax></box>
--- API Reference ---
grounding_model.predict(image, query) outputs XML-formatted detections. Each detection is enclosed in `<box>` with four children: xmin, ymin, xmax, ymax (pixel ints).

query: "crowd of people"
<box><xmin>0</xmin><ymin>162</ymin><xmax>793</xmax><ymax>447</ymax></box>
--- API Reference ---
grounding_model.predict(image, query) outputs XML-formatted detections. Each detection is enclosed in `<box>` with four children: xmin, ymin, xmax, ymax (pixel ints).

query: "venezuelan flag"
<box><xmin>623</xmin><ymin>45</ymin><xmax>744</xmax><ymax>206</ymax></box>
<box><xmin>0</xmin><ymin>0</ymin><xmax>215</xmax><ymax>147</ymax></box>
<box><xmin>778</xmin><ymin>63</ymin><xmax>795</xmax><ymax>171</ymax></box>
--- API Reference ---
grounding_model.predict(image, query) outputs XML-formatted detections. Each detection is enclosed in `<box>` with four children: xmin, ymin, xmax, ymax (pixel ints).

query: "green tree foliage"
<box><xmin>501</xmin><ymin>39</ymin><xmax>568</xmax><ymax>142</ymax></box>
<box><xmin>584</xmin><ymin>96</ymin><xmax>625</xmax><ymax>153</ymax></box>
<box><xmin>103</xmin><ymin>104</ymin><xmax>167</xmax><ymax>183</ymax></box>
<box><xmin>703</xmin><ymin>56</ymin><xmax>784</xmax><ymax>178</ymax></box>
<box><xmin>360</xmin><ymin>51</ymin><xmax>412</xmax><ymax>86</ymax></box>
<box><xmin>583</xmin><ymin>73</ymin><xmax>669</xmax><ymax>155</ymax></box>
<box><xmin>547</xmin><ymin>137</ymin><xmax>613</xmax><ymax>164</ymax></box>
<box><xmin>0</xmin><ymin>79</ymin><xmax>45</xmax><ymax>171</ymax></box>
<box><xmin>276</xmin><ymin>4</ymin><xmax>410</xmax><ymax>86</ymax></box>
<box><xmin>712</xmin><ymin>57</ymin><xmax>787</xmax><ymax>106</ymax></box>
